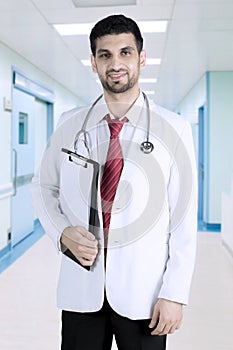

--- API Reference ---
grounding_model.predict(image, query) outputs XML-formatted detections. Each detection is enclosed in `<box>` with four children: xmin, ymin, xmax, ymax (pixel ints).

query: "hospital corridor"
<box><xmin>1</xmin><ymin>1</ymin><xmax>233</xmax><ymax>349</ymax></box>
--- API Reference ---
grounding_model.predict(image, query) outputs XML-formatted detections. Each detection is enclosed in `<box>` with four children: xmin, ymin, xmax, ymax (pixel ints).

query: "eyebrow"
<box><xmin>96</xmin><ymin>49</ymin><xmax>110</xmax><ymax>55</ymax></box>
<box><xmin>121</xmin><ymin>46</ymin><xmax>135</xmax><ymax>52</ymax></box>
<box><xmin>96</xmin><ymin>46</ymin><xmax>136</xmax><ymax>54</ymax></box>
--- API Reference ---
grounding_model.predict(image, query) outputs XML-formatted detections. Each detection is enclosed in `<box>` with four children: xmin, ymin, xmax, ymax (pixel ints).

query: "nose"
<box><xmin>109</xmin><ymin>54</ymin><xmax>123</xmax><ymax>71</ymax></box>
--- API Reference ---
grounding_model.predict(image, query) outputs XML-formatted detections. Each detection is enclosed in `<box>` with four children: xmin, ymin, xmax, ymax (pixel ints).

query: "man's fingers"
<box><xmin>78</xmin><ymin>235</ymin><xmax>98</xmax><ymax>248</ymax></box>
<box><xmin>78</xmin><ymin>256</ymin><xmax>96</xmax><ymax>266</ymax></box>
<box><xmin>151</xmin><ymin>318</ymin><xmax>175</xmax><ymax>335</ymax></box>
<box><xmin>152</xmin><ymin>321</ymin><xmax>181</xmax><ymax>335</ymax></box>
<box><xmin>168</xmin><ymin>323</ymin><xmax>178</xmax><ymax>334</ymax></box>
<box><xmin>75</xmin><ymin>227</ymin><xmax>98</xmax><ymax>247</ymax></box>
<box><xmin>150</xmin><ymin>319</ymin><xmax>166</xmax><ymax>335</ymax></box>
<box><xmin>77</xmin><ymin>244</ymin><xmax>98</xmax><ymax>255</ymax></box>
<box><xmin>78</xmin><ymin>226</ymin><xmax>97</xmax><ymax>241</ymax></box>
<box><xmin>61</xmin><ymin>226</ymin><xmax>99</xmax><ymax>266</ymax></box>
<box><xmin>63</xmin><ymin>226</ymin><xmax>98</xmax><ymax>248</ymax></box>
<box><xmin>149</xmin><ymin>309</ymin><xmax>159</xmax><ymax>329</ymax></box>
<box><xmin>149</xmin><ymin>299</ymin><xmax>183</xmax><ymax>336</ymax></box>
<box><xmin>67</xmin><ymin>242</ymin><xmax>98</xmax><ymax>267</ymax></box>
<box><xmin>151</xmin><ymin>317</ymin><xmax>182</xmax><ymax>335</ymax></box>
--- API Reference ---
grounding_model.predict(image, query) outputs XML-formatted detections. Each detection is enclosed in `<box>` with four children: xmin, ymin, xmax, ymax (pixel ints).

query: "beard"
<box><xmin>101</xmin><ymin>78</ymin><xmax>135</xmax><ymax>94</ymax></box>
<box><xmin>99</xmin><ymin>70</ymin><xmax>139</xmax><ymax>94</ymax></box>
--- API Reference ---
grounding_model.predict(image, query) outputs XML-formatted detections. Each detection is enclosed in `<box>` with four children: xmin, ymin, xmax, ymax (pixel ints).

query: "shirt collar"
<box><xmin>93</xmin><ymin>91</ymin><xmax>145</xmax><ymax>126</ymax></box>
<box><xmin>124</xmin><ymin>91</ymin><xmax>144</xmax><ymax>126</ymax></box>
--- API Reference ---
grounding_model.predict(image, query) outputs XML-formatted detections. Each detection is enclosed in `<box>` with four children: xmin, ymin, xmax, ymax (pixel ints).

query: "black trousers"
<box><xmin>61</xmin><ymin>298</ymin><xmax>167</xmax><ymax>350</ymax></box>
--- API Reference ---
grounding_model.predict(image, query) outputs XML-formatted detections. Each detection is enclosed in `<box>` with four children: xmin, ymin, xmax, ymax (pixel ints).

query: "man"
<box><xmin>32</xmin><ymin>14</ymin><xmax>197</xmax><ymax>350</ymax></box>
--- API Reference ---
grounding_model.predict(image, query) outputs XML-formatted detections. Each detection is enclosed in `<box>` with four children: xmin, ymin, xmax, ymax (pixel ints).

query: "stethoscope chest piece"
<box><xmin>140</xmin><ymin>141</ymin><xmax>154</xmax><ymax>154</ymax></box>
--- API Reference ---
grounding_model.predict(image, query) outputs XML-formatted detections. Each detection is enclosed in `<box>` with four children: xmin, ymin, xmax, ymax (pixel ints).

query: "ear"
<box><xmin>91</xmin><ymin>54</ymin><xmax>97</xmax><ymax>73</ymax></box>
<box><xmin>139</xmin><ymin>50</ymin><xmax>146</xmax><ymax>68</ymax></box>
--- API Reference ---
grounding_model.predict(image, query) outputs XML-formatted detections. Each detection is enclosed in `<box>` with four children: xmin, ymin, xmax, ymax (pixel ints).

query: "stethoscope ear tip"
<box><xmin>140</xmin><ymin>141</ymin><xmax>154</xmax><ymax>154</ymax></box>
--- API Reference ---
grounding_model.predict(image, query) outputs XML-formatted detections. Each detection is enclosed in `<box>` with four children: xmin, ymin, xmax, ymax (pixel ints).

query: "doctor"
<box><xmin>32</xmin><ymin>14</ymin><xmax>197</xmax><ymax>350</ymax></box>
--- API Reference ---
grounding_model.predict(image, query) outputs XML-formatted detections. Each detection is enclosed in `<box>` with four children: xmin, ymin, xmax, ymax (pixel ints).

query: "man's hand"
<box><xmin>61</xmin><ymin>226</ymin><xmax>99</xmax><ymax>267</ymax></box>
<box><xmin>149</xmin><ymin>299</ymin><xmax>183</xmax><ymax>336</ymax></box>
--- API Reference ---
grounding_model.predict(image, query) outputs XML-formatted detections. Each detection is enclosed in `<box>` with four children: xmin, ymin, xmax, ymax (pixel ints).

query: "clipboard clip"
<box><xmin>61</xmin><ymin>148</ymin><xmax>99</xmax><ymax>169</ymax></box>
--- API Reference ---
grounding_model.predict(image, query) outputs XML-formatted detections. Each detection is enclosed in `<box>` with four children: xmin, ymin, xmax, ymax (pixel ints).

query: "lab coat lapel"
<box><xmin>109</xmin><ymin>105</ymin><xmax>164</xmax><ymax>237</ymax></box>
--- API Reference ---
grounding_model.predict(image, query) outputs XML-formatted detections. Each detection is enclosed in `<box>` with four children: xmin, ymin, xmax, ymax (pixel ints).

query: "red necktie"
<box><xmin>100</xmin><ymin>114</ymin><xmax>128</xmax><ymax>243</ymax></box>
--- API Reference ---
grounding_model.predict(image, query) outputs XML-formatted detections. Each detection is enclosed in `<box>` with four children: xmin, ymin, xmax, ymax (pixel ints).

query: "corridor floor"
<box><xmin>0</xmin><ymin>232</ymin><xmax>232</xmax><ymax>350</ymax></box>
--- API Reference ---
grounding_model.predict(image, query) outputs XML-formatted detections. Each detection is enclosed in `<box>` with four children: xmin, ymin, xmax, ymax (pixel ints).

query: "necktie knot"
<box><xmin>105</xmin><ymin>114</ymin><xmax>128</xmax><ymax>139</ymax></box>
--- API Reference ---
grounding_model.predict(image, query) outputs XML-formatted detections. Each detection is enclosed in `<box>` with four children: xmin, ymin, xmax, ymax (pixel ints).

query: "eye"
<box><xmin>98</xmin><ymin>52</ymin><xmax>111</xmax><ymax>59</ymax></box>
<box><xmin>121</xmin><ymin>50</ymin><xmax>131</xmax><ymax>56</ymax></box>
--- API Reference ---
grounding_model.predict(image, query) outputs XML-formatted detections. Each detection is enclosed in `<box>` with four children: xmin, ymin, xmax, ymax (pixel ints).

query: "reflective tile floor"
<box><xmin>0</xmin><ymin>232</ymin><xmax>232</xmax><ymax>350</ymax></box>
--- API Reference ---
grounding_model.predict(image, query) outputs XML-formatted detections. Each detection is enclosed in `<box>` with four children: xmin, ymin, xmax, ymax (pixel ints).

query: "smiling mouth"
<box><xmin>108</xmin><ymin>72</ymin><xmax>127</xmax><ymax>82</ymax></box>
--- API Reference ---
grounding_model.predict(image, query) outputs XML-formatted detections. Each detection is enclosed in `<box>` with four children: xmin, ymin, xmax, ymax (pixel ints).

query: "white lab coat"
<box><xmin>31</xmin><ymin>94</ymin><xmax>197</xmax><ymax>320</ymax></box>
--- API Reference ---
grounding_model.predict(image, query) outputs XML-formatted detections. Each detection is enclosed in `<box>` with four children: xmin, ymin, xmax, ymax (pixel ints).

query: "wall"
<box><xmin>175</xmin><ymin>71</ymin><xmax>233</xmax><ymax>226</ymax></box>
<box><xmin>175</xmin><ymin>75</ymin><xmax>207</xmax><ymax>224</ymax></box>
<box><xmin>175</xmin><ymin>74</ymin><xmax>206</xmax><ymax>158</ymax></box>
<box><xmin>34</xmin><ymin>99</ymin><xmax>48</xmax><ymax>174</ymax></box>
<box><xmin>208</xmin><ymin>71</ymin><xmax>233</xmax><ymax>223</ymax></box>
<box><xmin>222</xmin><ymin>175</ymin><xmax>233</xmax><ymax>254</ymax></box>
<box><xmin>175</xmin><ymin>74</ymin><xmax>207</xmax><ymax>125</ymax></box>
<box><xmin>0</xmin><ymin>40</ymin><xmax>98</xmax><ymax>251</ymax></box>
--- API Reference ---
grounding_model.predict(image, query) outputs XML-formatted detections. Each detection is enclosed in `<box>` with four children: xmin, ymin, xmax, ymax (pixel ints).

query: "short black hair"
<box><xmin>90</xmin><ymin>14</ymin><xmax>143</xmax><ymax>56</ymax></box>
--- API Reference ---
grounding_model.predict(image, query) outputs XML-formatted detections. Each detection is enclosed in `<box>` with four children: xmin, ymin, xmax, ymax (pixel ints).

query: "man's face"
<box><xmin>91</xmin><ymin>33</ymin><xmax>146</xmax><ymax>94</ymax></box>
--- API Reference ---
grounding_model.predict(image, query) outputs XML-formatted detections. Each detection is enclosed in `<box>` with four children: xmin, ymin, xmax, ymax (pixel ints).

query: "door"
<box><xmin>198</xmin><ymin>105</ymin><xmax>204</xmax><ymax>223</ymax></box>
<box><xmin>11</xmin><ymin>88</ymin><xmax>35</xmax><ymax>246</ymax></box>
<box><xmin>34</xmin><ymin>98</ymin><xmax>49</xmax><ymax>173</ymax></box>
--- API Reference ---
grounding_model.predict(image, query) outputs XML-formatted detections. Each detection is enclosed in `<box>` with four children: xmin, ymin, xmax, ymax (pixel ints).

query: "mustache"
<box><xmin>106</xmin><ymin>69</ymin><xmax>127</xmax><ymax>75</ymax></box>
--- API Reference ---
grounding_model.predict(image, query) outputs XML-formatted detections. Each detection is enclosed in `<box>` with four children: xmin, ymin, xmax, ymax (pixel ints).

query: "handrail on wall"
<box><xmin>0</xmin><ymin>183</ymin><xmax>14</xmax><ymax>200</ymax></box>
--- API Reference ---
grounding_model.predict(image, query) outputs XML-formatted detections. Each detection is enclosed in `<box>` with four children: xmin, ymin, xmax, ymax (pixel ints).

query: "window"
<box><xmin>19</xmin><ymin>112</ymin><xmax>28</xmax><ymax>144</ymax></box>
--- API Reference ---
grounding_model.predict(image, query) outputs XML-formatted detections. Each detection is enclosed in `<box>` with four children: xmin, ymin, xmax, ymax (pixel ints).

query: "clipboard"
<box><xmin>61</xmin><ymin>148</ymin><xmax>100</xmax><ymax>271</ymax></box>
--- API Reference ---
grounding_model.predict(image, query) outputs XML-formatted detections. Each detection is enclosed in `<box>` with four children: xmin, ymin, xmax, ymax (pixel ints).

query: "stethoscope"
<box><xmin>61</xmin><ymin>91</ymin><xmax>155</xmax><ymax>243</ymax></box>
<box><xmin>73</xmin><ymin>91</ymin><xmax>154</xmax><ymax>158</ymax></box>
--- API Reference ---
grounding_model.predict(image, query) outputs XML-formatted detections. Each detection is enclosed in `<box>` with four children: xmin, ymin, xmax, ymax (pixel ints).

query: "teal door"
<box><xmin>11</xmin><ymin>88</ymin><xmax>35</xmax><ymax>246</ymax></box>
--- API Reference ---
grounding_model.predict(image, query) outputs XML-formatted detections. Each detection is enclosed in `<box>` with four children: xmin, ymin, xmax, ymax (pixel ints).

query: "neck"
<box><xmin>104</xmin><ymin>87</ymin><xmax>140</xmax><ymax>118</ymax></box>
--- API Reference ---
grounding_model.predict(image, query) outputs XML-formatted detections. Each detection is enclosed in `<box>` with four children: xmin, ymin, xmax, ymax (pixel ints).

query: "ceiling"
<box><xmin>0</xmin><ymin>0</ymin><xmax>233</xmax><ymax>110</ymax></box>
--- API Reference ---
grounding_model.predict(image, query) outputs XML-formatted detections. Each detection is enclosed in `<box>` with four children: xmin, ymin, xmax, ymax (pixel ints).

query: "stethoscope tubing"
<box><xmin>74</xmin><ymin>91</ymin><xmax>154</xmax><ymax>155</ymax></box>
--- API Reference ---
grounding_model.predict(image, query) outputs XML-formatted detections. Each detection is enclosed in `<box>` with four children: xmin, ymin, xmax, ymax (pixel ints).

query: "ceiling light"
<box><xmin>72</xmin><ymin>0</ymin><xmax>136</xmax><ymax>7</ymax></box>
<box><xmin>144</xmin><ymin>91</ymin><xmax>155</xmax><ymax>95</ymax></box>
<box><xmin>138</xmin><ymin>21</ymin><xmax>167</xmax><ymax>33</ymax></box>
<box><xmin>139</xmin><ymin>78</ymin><xmax>157</xmax><ymax>83</ymax></box>
<box><xmin>81</xmin><ymin>59</ymin><xmax>91</xmax><ymax>66</ymax></box>
<box><xmin>146</xmin><ymin>58</ymin><xmax>161</xmax><ymax>65</ymax></box>
<box><xmin>53</xmin><ymin>23</ymin><xmax>94</xmax><ymax>36</ymax></box>
<box><xmin>53</xmin><ymin>20</ymin><xmax>168</xmax><ymax>36</ymax></box>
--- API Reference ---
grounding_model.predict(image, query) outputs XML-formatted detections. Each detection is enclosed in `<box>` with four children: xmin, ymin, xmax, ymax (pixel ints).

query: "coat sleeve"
<box><xmin>158</xmin><ymin>120</ymin><xmax>198</xmax><ymax>305</ymax></box>
<box><xmin>31</xmin><ymin>120</ymin><xmax>71</xmax><ymax>253</ymax></box>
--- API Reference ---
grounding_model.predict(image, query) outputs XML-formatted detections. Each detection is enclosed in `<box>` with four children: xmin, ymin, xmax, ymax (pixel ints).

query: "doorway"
<box><xmin>11</xmin><ymin>71</ymin><xmax>54</xmax><ymax>247</ymax></box>
<box><xmin>198</xmin><ymin>105</ymin><xmax>205</xmax><ymax>226</ymax></box>
<box><xmin>11</xmin><ymin>88</ymin><xmax>36</xmax><ymax>246</ymax></box>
